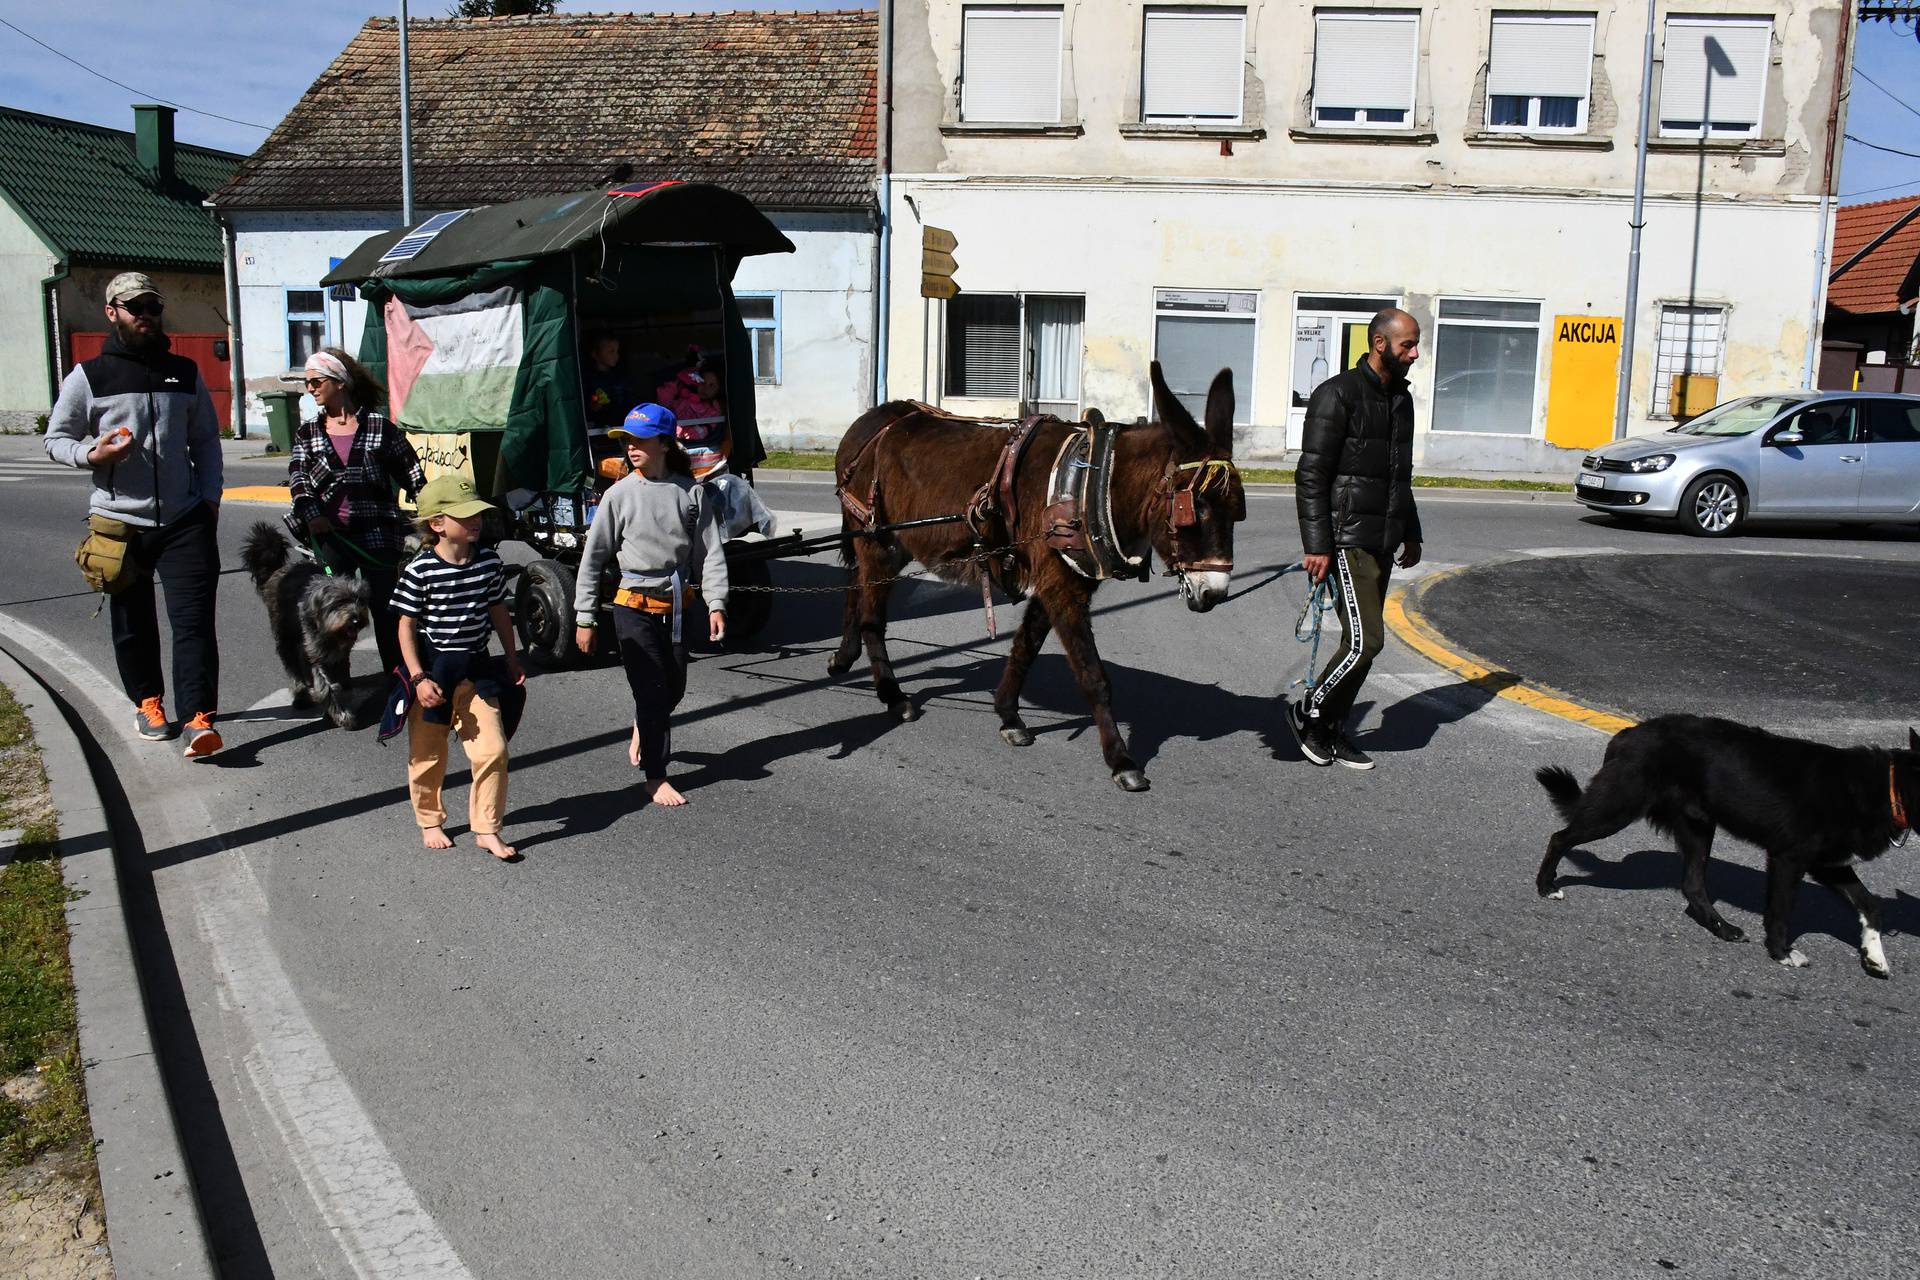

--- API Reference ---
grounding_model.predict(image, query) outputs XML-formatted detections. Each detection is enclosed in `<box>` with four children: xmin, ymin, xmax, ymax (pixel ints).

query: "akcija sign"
<box><xmin>1556</xmin><ymin>317</ymin><xmax>1619</xmax><ymax>345</ymax></box>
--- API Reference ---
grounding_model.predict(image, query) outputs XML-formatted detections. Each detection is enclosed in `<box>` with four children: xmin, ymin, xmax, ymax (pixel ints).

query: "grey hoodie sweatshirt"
<box><xmin>45</xmin><ymin>332</ymin><xmax>224</xmax><ymax>528</ymax></box>
<box><xmin>574</xmin><ymin>470</ymin><xmax>729</xmax><ymax>624</ymax></box>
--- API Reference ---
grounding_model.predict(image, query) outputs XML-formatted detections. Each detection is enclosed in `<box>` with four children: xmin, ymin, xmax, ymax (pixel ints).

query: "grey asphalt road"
<box><xmin>1419</xmin><ymin>551</ymin><xmax>1920</xmax><ymax>729</ymax></box>
<box><xmin>5</xmin><ymin>434</ymin><xmax>1920</xmax><ymax>1280</ymax></box>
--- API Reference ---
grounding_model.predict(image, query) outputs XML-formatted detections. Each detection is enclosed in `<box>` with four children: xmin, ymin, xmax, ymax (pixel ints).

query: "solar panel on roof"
<box><xmin>377</xmin><ymin>209</ymin><xmax>470</xmax><ymax>264</ymax></box>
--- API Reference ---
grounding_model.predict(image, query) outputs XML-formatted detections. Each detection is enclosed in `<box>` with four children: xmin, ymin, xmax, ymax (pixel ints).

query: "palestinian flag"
<box><xmin>383</xmin><ymin>286</ymin><xmax>524</xmax><ymax>431</ymax></box>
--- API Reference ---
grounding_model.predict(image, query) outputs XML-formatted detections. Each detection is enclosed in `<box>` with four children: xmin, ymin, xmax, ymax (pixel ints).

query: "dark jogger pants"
<box><xmin>109</xmin><ymin>500</ymin><xmax>221</xmax><ymax>716</ymax></box>
<box><xmin>612</xmin><ymin>606</ymin><xmax>688</xmax><ymax>780</ymax></box>
<box><xmin>1306</xmin><ymin>546</ymin><xmax>1392</xmax><ymax>731</ymax></box>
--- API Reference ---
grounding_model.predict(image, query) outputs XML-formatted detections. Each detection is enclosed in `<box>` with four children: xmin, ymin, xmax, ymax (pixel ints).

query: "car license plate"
<box><xmin>1576</xmin><ymin>473</ymin><xmax>1605</xmax><ymax>490</ymax></box>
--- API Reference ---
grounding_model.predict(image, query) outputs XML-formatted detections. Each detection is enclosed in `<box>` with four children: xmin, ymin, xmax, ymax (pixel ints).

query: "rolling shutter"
<box><xmin>1142</xmin><ymin>8</ymin><xmax>1246</xmax><ymax>122</ymax></box>
<box><xmin>1487</xmin><ymin>15</ymin><xmax>1594</xmax><ymax>100</ymax></box>
<box><xmin>1659</xmin><ymin>19</ymin><xmax>1770</xmax><ymax>126</ymax></box>
<box><xmin>1312</xmin><ymin>12</ymin><xmax>1418</xmax><ymax>113</ymax></box>
<box><xmin>962</xmin><ymin>8</ymin><xmax>1064</xmax><ymax>124</ymax></box>
<box><xmin>949</xmin><ymin>296</ymin><xmax>1022</xmax><ymax>399</ymax></box>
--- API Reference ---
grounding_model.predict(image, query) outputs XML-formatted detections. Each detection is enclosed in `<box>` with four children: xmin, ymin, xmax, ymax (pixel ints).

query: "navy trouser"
<box><xmin>612</xmin><ymin>606</ymin><xmax>687</xmax><ymax>780</ymax></box>
<box><xmin>109</xmin><ymin>500</ymin><xmax>220</xmax><ymax>716</ymax></box>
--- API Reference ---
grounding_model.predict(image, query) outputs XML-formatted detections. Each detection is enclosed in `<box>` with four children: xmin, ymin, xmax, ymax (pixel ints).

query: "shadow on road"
<box><xmin>1352</xmin><ymin>673</ymin><xmax>1522</xmax><ymax>754</ymax></box>
<box><xmin>1554</xmin><ymin>846</ymin><xmax>1920</xmax><ymax>949</ymax></box>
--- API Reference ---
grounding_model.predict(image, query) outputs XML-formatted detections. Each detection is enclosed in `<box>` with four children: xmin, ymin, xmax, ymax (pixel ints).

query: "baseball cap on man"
<box><xmin>608</xmin><ymin>402</ymin><xmax>676</xmax><ymax>443</ymax></box>
<box><xmin>104</xmin><ymin>272</ymin><xmax>164</xmax><ymax>306</ymax></box>
<box><xmin>415</xmin><ymin>474</ymin><xmax>494</xmax><ymax>520</ymax></box>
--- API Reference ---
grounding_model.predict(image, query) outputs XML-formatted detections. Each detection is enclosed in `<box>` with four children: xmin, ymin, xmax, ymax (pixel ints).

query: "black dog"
<box><xmin>241</xmin><ymin>522</ymin><xmax>371</xmax><ymax>730</ymax></box>
<box><xmin>1536</xmin><ymin>714</ymin><xmax>1917</xmax><ymax>977</ymax></box>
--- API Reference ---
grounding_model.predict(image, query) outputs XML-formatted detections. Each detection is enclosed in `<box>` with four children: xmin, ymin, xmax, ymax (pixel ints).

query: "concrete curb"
<box><xmin>0</xmin><ymin>642</ymin><xmax>219</xmax><ymax>1280</ymax></box>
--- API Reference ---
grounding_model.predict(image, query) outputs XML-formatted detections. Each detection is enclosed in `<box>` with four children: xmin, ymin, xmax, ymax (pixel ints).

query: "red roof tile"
<box><xmin>214</xmin><ymin>11</ymin><xmax>877</xmax><ymax>213</ymax></box>
<box><xmin>1829</xmin><ymin>195</ymin><xmax>1920</xmax><ymax>316</ymax></box>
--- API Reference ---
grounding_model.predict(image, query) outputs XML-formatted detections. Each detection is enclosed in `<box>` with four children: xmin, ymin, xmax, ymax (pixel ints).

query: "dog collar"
<box><xmin>1893</xmin><ymin>762</ymin><xmax>1909</xmax><ymax>832</ymax></box>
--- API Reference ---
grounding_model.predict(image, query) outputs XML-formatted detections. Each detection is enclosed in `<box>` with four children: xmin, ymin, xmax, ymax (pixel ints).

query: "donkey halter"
<box><xmin>1157</xmin><ymin>457</ymin><xmax>1241</xmax><ymax>576</ymax></box>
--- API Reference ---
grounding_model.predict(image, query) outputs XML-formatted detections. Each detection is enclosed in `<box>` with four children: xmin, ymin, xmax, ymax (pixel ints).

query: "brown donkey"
<box><xmin>828</xmin><ymin>363</ymin><xmax>1243</xmax><ymax>791</ymax></box>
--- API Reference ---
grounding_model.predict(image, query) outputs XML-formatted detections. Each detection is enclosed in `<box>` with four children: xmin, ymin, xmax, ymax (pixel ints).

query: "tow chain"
<box><xmin>694</xmin><ymin>526</ymin><xmax>1064</xmax><ymax>596</ymax></box>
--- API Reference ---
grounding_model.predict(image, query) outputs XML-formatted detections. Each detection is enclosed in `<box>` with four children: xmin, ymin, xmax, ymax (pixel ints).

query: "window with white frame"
<box><xmin>948</xmin><ymin>294</ymin><xmax>1023</xmax><ymax>397</ymax></box>
<box><xmin>1431</xmin><ymin>298</ymin><xmax>1543</xmax><ymax>435</ymax></box>
<box><xmin>1658</xmin><ymin>17</ymin><xmax>1770</xmax><ymax>139</ymax></box>
<box><xmin>1486</xmin><ymin>13</ymin><xmax>1594</xmax><ymax>132</ymax></box>
<box><xmin>1153</xmin><ymin>289</ymin><xmax>1257</xmax><ymax>424</ymax></box>
<box><xmin>1311</xmin><ymin>10</ymin><xmax>1419</xmax><ymax>128</ymax></box>
<box><xmin>961</xmin><ymin>6</ymin><xmax>1064</xmax><ymax>124</ymax></box>
<box><xmin>286</xmin><ymin>288</ymin><xmax>327</xmax><ymax>368</ymax></box>
<box><xmin>946</xmin><ymin>293</ymin><xmax>1085</xmax><ymax>412</ymax></box>
<box><xmin>1652</xmin><ymin>304</ymin><xmax>1727</xmax><ymax>416</ymax></box>
<box><xmin>1141</xmin><ymin>6</ymin><xmax>1246</xmax><ymax>124</ymax></box>
<box><xmin>738</xmin><ymin>293</ymin><xmax>780</xmax><ymax>385</ymax></box>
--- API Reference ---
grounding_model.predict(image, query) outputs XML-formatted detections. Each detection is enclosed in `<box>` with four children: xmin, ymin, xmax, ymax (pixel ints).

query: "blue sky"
<box><xmin>0</xmin><ymin>3</ymin><xmax>1913</xmax><ymax>204</ymax></box>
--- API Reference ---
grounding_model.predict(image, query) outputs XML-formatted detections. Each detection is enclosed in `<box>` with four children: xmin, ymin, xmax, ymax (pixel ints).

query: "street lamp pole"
<box><xmin>1614</xmin><ymin>0</ymin><xmax>1656</xmax><ymax>441</ymax></box>
<box><xmin>398</xmin><ymin>0</ymin><xmax>415</xmax><ymax>225</ymax></box>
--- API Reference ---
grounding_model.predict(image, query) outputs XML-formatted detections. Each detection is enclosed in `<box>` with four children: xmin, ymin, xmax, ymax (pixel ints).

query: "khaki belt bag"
<box><xmin>75</xmin><ymin>514</ymin><xmax>139</xmax><ymax>595</ymax></box>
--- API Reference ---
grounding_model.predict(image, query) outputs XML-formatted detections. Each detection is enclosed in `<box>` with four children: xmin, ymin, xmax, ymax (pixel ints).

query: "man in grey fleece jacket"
<box><xmin>45</xmin><ymin>271</ymin><xmax>226</xmax><ymax>756</ymax></box>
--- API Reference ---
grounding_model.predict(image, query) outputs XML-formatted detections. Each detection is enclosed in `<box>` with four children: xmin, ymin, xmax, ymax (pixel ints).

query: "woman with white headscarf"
<box><xmin>286</xmin><ymin>347</ymin><xmax>428</xmax><ymax>681</ymax></box>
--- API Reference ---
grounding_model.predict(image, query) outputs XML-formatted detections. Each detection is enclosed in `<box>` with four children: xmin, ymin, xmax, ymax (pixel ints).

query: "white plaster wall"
<box><xmin>739</xmin><ymin>212</ymin><xmax>876</xmax><ymax>450</ymax></box>
<box><xmin>0</xmin><ymin>206</ymin><xmax>57</xmax><ymax>420</ymax></box>
<box><xmin>885</xmin><ymin>180</ymin><xmax>1823</xmax><ymax>470</ymax></box>
<box><xmin>230</xmin><ymin>209</ymin><xmax>400</xmax><ymax>429</ymax></box>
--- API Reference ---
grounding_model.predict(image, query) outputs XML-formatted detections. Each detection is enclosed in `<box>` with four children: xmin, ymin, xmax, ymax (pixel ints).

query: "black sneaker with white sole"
<box><xmin>1329</xmin><ymin>733</ymin><xmax>1375</xmax><ymax>771</ymax></box>
<box><xmin>1286</xmin><ymin>700</ymin><xmax>1334</xmax><ymax>767</ymax></box>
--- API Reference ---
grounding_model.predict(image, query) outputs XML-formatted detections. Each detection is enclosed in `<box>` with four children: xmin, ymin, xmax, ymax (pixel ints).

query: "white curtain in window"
<box><xmin>1659</xmin><ymin>20</ymin><xmax>1770</xmax><ymax>125</ymax></box>
<box><xmin>962</xmin><ymin>8</ymin><xmax>1063</xmax><ymax>123</ymax></box>
<box><xmin>1312</xmin><ymin>13</ymin><xmax>1418</xmax><ymax>112</ymax></box>
<box><xmin>1487</xmin><ymin>15</ymin><xmax>1593</xmax><ymax>100</ymax></box>
<box><xmin>1028</xmin><ymin>296</ymin><xmax>1083</xmax><ymax>402</ymax></box>
<box><xmin>1142</xmin><ymin>8</ymin><xmax>1245</xmax><ymax>121</ymax></box>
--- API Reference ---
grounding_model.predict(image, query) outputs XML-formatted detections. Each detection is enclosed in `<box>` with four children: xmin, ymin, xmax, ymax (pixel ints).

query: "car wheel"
<box><xmin>1679</xmin><ymin>474</ymin><xmax>1745</xmax><ymax>537</ymax></box>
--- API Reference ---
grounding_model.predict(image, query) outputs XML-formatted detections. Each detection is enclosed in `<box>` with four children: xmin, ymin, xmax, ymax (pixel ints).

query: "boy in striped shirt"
<box><xmin>392</xmin><ymin>474</ymin><xmax>525</xmax><ymax>862</ymax></box>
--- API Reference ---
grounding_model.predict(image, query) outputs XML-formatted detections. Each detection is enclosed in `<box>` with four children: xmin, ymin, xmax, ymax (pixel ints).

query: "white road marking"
<box><xmin>0</xmin><ymin>610</ymin><xmax>475</xmax><ymax>1280</ymax></box>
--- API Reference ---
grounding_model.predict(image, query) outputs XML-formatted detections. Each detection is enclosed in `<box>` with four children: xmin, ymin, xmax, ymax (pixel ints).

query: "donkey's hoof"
<box><xmin>1112</xmin><ymin>769</ymin><xmax>1151</xmax><ymax>793</ymax></box>
<box><xmin>826</xmin><ymin>655</ymin><xmax>852</xmax><ymax>677</ymax></box>
<box><xmin>889</xmin><ymin>700</ymin><xmax>919</xmax><ymax>723</ymax></box>
<box><xmin>999</xmin><ymin>726</ymin><xmax>1034</xmax><ymax>747</ymax></box>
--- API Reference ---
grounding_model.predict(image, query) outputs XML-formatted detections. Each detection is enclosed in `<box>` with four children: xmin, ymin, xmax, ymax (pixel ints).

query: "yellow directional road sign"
<box><xmin>923</xmin><ymin>226</ymin><xmax>958</xmax><ymax>255</ymax></box>
<box><xmin>922</xmin><ymin>249</ymin><xmax>958</xmax><ymax>277</ymax></box>
<box><xmin>920</xmin><ymin>225</ymin><xmax>960</xmax><ymax>299</ymax></box>
<box><xmin>921</xmin><ymin>274</ymin><xmax>960</xmax><ymax>301</ymax></box>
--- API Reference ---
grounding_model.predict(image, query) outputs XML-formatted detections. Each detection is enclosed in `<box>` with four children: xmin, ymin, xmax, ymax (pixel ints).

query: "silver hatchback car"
<box><xmin>1574</xmin><ymin>391</ymin><xmax>1920</xmax><ymax>536</ymax></box>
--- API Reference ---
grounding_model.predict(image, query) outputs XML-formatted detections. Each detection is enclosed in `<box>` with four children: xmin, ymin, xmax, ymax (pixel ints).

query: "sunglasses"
<box><xmin>303</xmin><ymin>377</ymin><xmax>335</xmax><ymax>389</ymax></box>
<box><xmin>114</xmin><ymin>298</ymin><xmax>164</xmax><ymax>318</ymax></box>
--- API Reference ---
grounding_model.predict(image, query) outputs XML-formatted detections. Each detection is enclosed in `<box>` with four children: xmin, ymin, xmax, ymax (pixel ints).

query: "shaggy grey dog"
<box><xmin>241</xmin><ymin>522</ymin><xmax>371</xmax><ymax>729</ymax></box>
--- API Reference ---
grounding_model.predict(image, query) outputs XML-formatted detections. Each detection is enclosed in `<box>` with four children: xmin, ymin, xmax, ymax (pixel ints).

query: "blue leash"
<box><xmin>1289</xmin><ymin>576</ymin><xmax>1334</xmax><ymax>694</ymax></box>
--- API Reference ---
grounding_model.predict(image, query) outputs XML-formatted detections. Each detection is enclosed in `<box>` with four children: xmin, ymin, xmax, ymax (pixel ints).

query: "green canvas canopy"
<box><xmin>324</xmin><ymin>182</ymin><xmax>795</xmax><ymax>494</ymax></box>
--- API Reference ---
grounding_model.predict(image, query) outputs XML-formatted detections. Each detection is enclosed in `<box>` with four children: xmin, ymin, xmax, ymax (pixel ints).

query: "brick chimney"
<box><xmin>133</xmin><ymin>104</ymin><xmax>176</xmax><ymax>186</ymax></box>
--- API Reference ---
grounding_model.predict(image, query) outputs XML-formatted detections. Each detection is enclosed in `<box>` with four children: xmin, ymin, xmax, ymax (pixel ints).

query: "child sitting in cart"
<box><xmin>654</xmin><ymin>346</ymin><xmax>728</xmax><ymax>479</ymax></box>
<box><xmin>573</xmin><ymin>403</ymin><xmax>728</xmax><ymax>807</ymax></box>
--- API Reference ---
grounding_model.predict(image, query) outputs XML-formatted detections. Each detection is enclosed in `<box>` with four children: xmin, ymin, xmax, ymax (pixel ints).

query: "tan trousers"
<box><xmin>407</xmin><ymin>683</ymin><xmax>508</xmax><ymax>834</ymax></box>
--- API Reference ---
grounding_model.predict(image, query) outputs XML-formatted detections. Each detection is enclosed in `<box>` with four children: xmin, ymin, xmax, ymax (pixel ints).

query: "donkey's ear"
<box><xmin>1149</xmin><ymin>360</ymin><xmax>1201</xmax><ymax>438</ymax></box>
<box><xmin>1203</xmin><ymin>368</ymin><xmax>1235</xmax><ymax>455</ymax></box>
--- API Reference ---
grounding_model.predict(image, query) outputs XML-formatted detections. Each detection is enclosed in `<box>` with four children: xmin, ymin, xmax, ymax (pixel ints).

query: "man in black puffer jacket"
<box><xmin>1288</xmin><ymin>308</ymin><xmax>1425</xmax><ymax>771</ymax></box>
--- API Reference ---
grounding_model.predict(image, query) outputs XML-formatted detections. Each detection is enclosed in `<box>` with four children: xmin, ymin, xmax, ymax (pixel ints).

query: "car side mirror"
<box><xmin>1770</xmin><ymin>428</ymin><xmax>1803</xmax><ymax>447</ymax></box>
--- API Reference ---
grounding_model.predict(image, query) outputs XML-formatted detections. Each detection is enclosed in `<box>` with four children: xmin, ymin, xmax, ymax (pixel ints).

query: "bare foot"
<box><xmin>475</xmin><ymin>833</ymin><xmax>522</xmax><ymax>863</ymax></box>
<box><xmin>643</xmin><ymin>778</ymin><xmax>689</xmax><ymax>807</ymax></box>
<box><xmin>422</xmin><ymin>826</ymin><xmax>454</xmax><ymax>850</ymax></box>
<box><xmin>627</xmin><ymin>724</ymin><xmax>641</xmax><ymax>769</ymax></box>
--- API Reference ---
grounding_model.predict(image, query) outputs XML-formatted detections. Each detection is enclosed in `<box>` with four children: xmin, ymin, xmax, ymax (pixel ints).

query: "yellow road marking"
<box><xmin>224</xmin><ymin>485</ymin><xmax>292</xmax><ymax>504</ymax></box>
<box><xmin>1383</xmin><ymin>563</ymin><xmax>1637</xmax><ymax>735</ymax></box>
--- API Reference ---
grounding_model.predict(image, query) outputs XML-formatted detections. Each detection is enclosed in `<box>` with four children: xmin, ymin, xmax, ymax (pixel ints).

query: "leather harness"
<box><xmin>1893</xmin><ymin>762</ymin><xmax>1909</xmax><ymax>832</ymax></box>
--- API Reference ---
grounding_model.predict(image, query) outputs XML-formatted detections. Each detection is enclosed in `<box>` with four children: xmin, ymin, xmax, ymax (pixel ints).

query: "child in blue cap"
<box><xmin>573</xmin><ymin>403</ymin><xmax>728</xmax><ymax>807</ymax></box>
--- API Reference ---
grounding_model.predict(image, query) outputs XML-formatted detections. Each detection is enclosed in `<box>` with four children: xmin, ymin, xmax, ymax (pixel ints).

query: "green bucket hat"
<box><xmin>415</xmin><ymin>473</ymin><xmax>493</xmax><ymax>520</ymax></box>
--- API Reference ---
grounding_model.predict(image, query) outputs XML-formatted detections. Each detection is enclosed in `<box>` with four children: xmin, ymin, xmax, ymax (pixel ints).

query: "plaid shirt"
<box><xmin>287</xmin><ymin>409</ymin><xmax>428</xmax><ymax>555</ymax></box>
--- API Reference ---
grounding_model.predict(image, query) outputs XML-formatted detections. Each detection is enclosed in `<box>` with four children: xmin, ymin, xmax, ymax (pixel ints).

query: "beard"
<box><xmin>1377</xmin><ymin>350</ymin><xmax>1413</xmax><ymax>381</ymax></box>
<box><xmin>111</xmin><ymin>313</ymin><xmax>164</xmax><ymax>353</ymax></box>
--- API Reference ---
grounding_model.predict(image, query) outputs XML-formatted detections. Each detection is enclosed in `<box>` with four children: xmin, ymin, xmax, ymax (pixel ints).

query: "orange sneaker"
<box><xmin>135</xmin><ymin>696</ymin><xmax>174</xmax><ymax>741</ymax></box>
<box><xmin>181</xmin><ymin>711</ymin><xmax>222</xmax><ymax>760</ymax></box>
